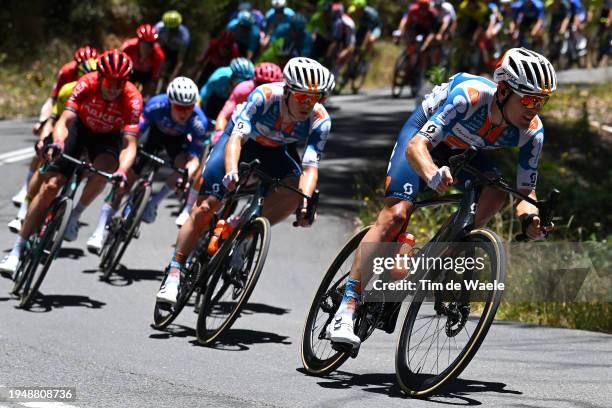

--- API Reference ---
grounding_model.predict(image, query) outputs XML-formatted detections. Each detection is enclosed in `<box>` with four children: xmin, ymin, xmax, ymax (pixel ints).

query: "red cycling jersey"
<box><xmin>50</xmin><ymin>61</ymin><xmax>78</xmax><ymax>99</ymax></box>
<box><xmin>407</xmin><ymin>4</ymin><xmax>439</xmax><ymax>32</ymax></box>
<box><xmin>199</xmin><ymin>39</ymin><xmax>240</xmax><ymax>67</ymax></box>
<box><xmin>120</xmin><ymin>37</ymin><xmax>166</xmax><ymax>81</ymax></box>
<box><xmin>65</xmin><ymin>72</ymin><xmax>143</xmax><ymax>135</ymax></box>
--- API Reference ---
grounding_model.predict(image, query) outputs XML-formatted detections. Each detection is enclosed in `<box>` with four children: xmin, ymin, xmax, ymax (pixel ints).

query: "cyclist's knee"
<box><xmin>377</xmin><ymin>200</ymin><xmax>413</xmax><ymax>240</ymax></box>
<box><xmin>40</xmin><ymin>176</ymin><xmax>63</xmax><ymax>197</ymax></box>
<box><xmin>191</xmin><ymin>195</ymin><xmax>219</xmax><ymax>229</ymax></box>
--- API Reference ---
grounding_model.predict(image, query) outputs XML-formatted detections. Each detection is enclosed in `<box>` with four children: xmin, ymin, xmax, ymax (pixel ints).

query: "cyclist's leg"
<box><xmin>329</xmin><ymin>107</ymin><xmax>427</xmax><ymax>346</ymax></box>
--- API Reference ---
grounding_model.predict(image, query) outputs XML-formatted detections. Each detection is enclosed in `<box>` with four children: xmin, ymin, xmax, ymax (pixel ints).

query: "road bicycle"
<box><xmin>153</xmin><ymin>160</ymin><xmax>318</xmax><ymax>347</ymax></box>
<box><xmin>301</xmin><ymin>146</ymin><xmax>559</xmax><ymax>397</ymax></box>
<box><xmin>98</xmin><ymin>148</ymin><xmax>188</xmax><ymax>280</ymax></box>
<box><xmin>12</xmin><ymin>154</ymin><xmax>119</xmax><ymax>308</ymax></box>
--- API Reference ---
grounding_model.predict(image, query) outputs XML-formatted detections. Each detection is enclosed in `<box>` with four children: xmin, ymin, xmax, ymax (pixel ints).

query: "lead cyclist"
<box><xmin>156</xmin><ymin>57</ymin><xmax>335</xmax><ymax>305</ymax></box>
<box><xmin>329</xmin><ymin>48</ymin><xmax>558</xmax><ymax>348</ymax></box>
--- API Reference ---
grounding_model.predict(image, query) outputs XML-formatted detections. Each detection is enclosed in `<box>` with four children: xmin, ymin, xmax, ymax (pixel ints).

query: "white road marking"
<box><xmin>0</xmin><ymin>147</ymin><xmax>35</xmax><ymax>165</ymax></box>
<box><xmin>20</xmin><ymin>402</ymin><xmax>80</xmax><ymax>408</ymax></box>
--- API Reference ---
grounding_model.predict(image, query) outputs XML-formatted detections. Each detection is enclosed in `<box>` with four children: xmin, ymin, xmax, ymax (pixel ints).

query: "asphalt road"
<box><xmin>0</xmin><ymin>91</ymin><xmax>610</xmax><ymax>408</ymax></box>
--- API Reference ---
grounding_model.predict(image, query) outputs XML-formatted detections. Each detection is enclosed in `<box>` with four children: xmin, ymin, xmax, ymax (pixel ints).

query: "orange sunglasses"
<box><xmin>514</xmin><ymin>90</ymin><xmax>550</xmax><ymax>110</ymax></box>
<box><xmin>291</xmin><ymin>91</ymin><xmax>325</xmax><ymax>104</ymax></box>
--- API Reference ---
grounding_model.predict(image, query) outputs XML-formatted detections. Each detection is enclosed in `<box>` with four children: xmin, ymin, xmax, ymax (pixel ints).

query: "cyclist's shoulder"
<box><xmin>59</xmin><ymin>60</ymin><xmax>78</xmax><ymax>75</ymax></box>
<box><xmin>58</xmin><ymin>81</ymin><xmax>77</xmax><ymax>99</ymax></box>
<box><xmin>520</xmin><ymin>116</ymin><xmax>545</xmax><ymax>139</ymax></box>
<box><xmin>145</xmin><ymin>94</ymin><xmax>169</xmax><ymax>110</ymax></box>
<box><xmin>122</xmin><ymin>81</ymin><xmax>143</xmax><ymax>104</ymax></box>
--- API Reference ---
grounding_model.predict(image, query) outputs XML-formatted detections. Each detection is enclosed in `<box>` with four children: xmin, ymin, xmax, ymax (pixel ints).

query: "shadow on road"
<box><xmin>81</xmin><ymin>267</ymin><xmax>164</xmax><ymax>286</ymax></box>
<box><xmin>149</xmin><ymin>323</ymin><xmax>292</xmax><ymax>351</ymax></box>
<box><xmin>15</xmin><ymin>293</ymin><xmax>106</xmax><ymax>312</ymax></box>
<box><xmin>57</xmin><ymin>247</ymin><xmax>86</xmax><ymax>260</ymax></box>
<box><xmin>302</xmin><ymin>369</ymin><xmax>520</xmax><ymax>405</ymax></box>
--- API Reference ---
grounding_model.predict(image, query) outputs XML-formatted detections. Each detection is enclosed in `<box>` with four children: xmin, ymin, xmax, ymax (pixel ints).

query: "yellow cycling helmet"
<box><xmin>162</xmin><ymin>10</ymin><xmax>182</xmax><ymax>29</ymax></box>
<box><xmin>77</xmin><ymin>58</ymin><xmax>97</xmax><ymax>76</ymax></box>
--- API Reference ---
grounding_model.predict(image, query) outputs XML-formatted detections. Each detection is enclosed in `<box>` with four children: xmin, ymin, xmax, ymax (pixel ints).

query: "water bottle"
<box><xmin>207</xmin><ymin>220</ymin><xmax>227</xmax><ymax>255</ymax></box>
<box><xmin>392</xmin><ymin>232</ymin><xmax>416</xmax><ymax>281</ymax></box>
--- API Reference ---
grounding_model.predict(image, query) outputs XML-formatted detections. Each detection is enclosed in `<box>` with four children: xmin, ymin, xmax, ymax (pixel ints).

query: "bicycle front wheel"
<box><xmin>301</xmin><ymin>226</ymin><xmax>372</xmax><ymax>376</ymax></box>
<box><xmin>196</xmin><ymin>217</ymin><xmax>271</xmax><ymax>345</ymax></box>
<box><xmin>17</xmin><ymin>198</ymin><xmax>72</xmax><ymax>308</ymax></box>
<box><xmin>395</xmin><ymin>228</ymin><xmax>506</xmax><ymax>397</ymax></box>
<box><xmin>100</xmin><ymin>181</ymin><xmax>151</xmax><ymax>280</ymax></box>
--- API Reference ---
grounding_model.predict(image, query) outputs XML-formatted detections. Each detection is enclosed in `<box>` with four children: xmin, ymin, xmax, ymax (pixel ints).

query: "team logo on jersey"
<box><xmin>467</xmin><ymin>87</ymin><xmax>480</xmax><ymax>106</ymax></box>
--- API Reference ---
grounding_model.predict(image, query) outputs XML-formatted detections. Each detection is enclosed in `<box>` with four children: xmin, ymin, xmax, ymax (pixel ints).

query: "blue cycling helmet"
<box><xmin>237</xmin><ymin>10</ymin><xmax>253</xmax><ymax>27</ymax></box>
<box><xmin>230</xmin><ymin>58</ymin><xmax>255</xmax><ymax>81</ymax></box>
<box><xmin>289</xmin><ymin>13</ymin><xmax>307</xmax><ymax>32</ymax></box>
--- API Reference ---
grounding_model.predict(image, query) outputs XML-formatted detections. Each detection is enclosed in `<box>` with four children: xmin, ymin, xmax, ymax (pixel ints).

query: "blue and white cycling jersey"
<box><xmin>419</xmin><ymin>73</ymin><xmax>544</xmax><ymax>190</ymax></box>
<box><xmin>513</xmin><ymin>0</ymin><xmax>545</xmax><ymax>22</ymax></box>
<box><xmin>140</xmin><ymin>94</ymin><xmax>208</xmax><ymax>156</ymax></box>
<box><xmin>229</xmin><ymin>82</ymin><xmax>331</xmax><ymax>168</ymax></box>
<box><xmin>264</xmin><ymin>7</ymin><xmax>296</xmax><ymax>33</ymax></box>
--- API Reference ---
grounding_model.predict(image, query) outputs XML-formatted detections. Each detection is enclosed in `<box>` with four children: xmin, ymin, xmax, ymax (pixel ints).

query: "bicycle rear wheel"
<box><xmin>100</xmin><ymin>181</ymin><xmax>151</xmax><ymax>280</ymax></box>
<box><xmin>395</xmin><ymin>228</ymin><xmax>506</xmax><ymax>397</ymax></box>
<box><xmin>301</xmin><ymin>226</ymin><xmax>372</xmax><ymax>376</ymax></box>
<box><xmin>196</xmin><ymin>217</ymin><xmax>271</xmax><ymax>345</ymax></box>
<box><xmin>16</xmin><ymin>198</ymin><xmax>72</xmax><ymax>308</ymax></box>
<box><xmin>351</xmin><ymin>58</ymin><xmax>368</xmax><ymax>94</ymax></box>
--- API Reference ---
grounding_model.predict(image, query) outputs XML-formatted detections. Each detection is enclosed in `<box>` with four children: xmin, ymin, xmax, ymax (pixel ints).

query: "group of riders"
<box><xmin>2</xmin><ymin>2</ymin><xmax>561</xmax><ymax>350</ymax></box>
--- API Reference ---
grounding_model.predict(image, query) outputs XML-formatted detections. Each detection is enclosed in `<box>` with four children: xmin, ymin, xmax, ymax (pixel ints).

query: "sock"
<box><xmin>93</xmin><ymin>203</ymin><xmax>114</xmax><ymax>236</ymax></box>
<box><xmin>72</xmin><ymin>202</ymin><xmax>87</xmax><ymax>220</ymax></box>
<box><xmin>337</xmin><ymin>277</ymin><xmax>361</xmax><ymax>318</ymax></box>
<box><xmin>183</xmin><ymin>188</ymin><xmax>199</xmax><ymax>214</ymax></box>
<box><xmin>167</xmin><ymin>250</ymin><xmax>187</xmax><ymax>281</ymax></box>
<box><xmin>148</xmin><ymin>185</ymin><xmax>172</xmax><ymax>208</ymax></box>
<box><xmin>10</xmin><ymin>236</ymin><xmax>27</xmax><ymax>258</ymax></box>
<box><xmin>17</xmin><ymin>199</ymin><xmax>29</xmax><ymax>220</ymax></box>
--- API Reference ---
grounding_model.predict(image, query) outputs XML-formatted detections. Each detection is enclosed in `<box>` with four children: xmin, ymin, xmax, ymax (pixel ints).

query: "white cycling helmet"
<box><xmin>167</xmin><ymin>76</ymin><xmax>199</xmax><ymax>106</ymax></box>
<box><xmin>271</xmin><ymin>0</ymin><xmax>286</xmax><ymax>9</ymax></box>
<box><xmin>283</xmin><ymin>57</ymin><xmax>335</xmax><ymax>96</ymax></box>
<box><xmin>494</xmin><ymin>48</ymin><xmax>557</xmax><ymax>95</ymax></box>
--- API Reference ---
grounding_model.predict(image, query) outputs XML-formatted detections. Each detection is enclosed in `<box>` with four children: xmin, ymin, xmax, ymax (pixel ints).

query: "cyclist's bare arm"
<box><xmin>119</xmin><ymin>134</ymin><xmax>138</xmax><ymax>173</ymax></box>
<box><xmin>406</xmin><ymin>135</ymin><xmax>441</xmax><ymax>184</ymax></box>
<box><xmin>560</xmin><ymin>16</ymin><xmax>570</xmax><ymax>34</ymax></box>
<box><xmin>224</xmin><ymin>131</ymin><xmax>244</xmax><ymax>175</ymax></box>
<box><xmin>437</xmin><ymin>16</ymin><xmax>452</xmax><ymax>39</ymax></box>
<box><xmin>299</xmin><ymin>165</ymin><xmax>318</xmax><ymax>205</ymax></box>
<box><xmin>52</xmin><ymin>109</ymin><xmax>77</xmax><ymax>145</ymax></box>
<box><xmin>531</xmin><ymin>18</ymin><xmax>544</xmax><ymax>36</ymax></box>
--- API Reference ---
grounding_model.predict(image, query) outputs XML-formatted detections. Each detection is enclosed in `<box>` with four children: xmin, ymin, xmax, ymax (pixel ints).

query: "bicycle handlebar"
<box><xmin>60</xmin><ymin>153</ymin><xmax>119</xmax><ymax>182</ymax></box>
<box><xmin>137</xmin><ymin>147</ymin><xmax>188</xmax><ymax>178</ymax></box>
<box><xmin>447</xmin><ymin>147</ymin><xmax>560</xmax><ymax>242</ymax></box>
<box><xmin>236</xmin><ymin>160</ymin><xmax>319</xmax><ymax>226</ymax></box>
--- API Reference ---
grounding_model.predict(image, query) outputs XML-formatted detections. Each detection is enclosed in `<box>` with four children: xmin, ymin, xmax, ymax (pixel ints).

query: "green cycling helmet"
<box><xmin>162</xmin><ymin>10</ymin><xmax>182</xmax><ymax>29</ymax></box>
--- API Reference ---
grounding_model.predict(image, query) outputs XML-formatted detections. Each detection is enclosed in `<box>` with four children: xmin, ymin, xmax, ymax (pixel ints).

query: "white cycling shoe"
<box><xmin>327</xmin><ymin>313</ymin><xmax>361</xmax><ymax>348</ymax></box>
<box><xmin>8</xmin><ymin>217</ymin><xmax>23</xmax><ymax>234</ymax></box>
<box><xmin>12</xmin><ymin>188</ymin><xmax>27</xmax><ymax>207</ymax></box>
<box><xmin>156</xmin><ymin>277</ymin><xmax>179</xmax><ymax>305</ymax></box>
<box><xmin>86</xmin><ymin>230</ymin><xmax>107</xmax><ymax>254</ymax></box>
<box><xmin>63</xmin><ymin>216</ymin><xmax>80</xmax><ymax>242</ymax></box>
<box><xmin>0</xmin><ymin>254</ymin><xmax>19</xmax><ymax>276</ymax></box>
<box><xmin>175</xmin><ymin>210</ymin><xmax>190</xmax><ymax>227</ymax></box>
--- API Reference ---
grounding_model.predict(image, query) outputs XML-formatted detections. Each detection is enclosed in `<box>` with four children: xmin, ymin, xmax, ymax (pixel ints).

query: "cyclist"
<box><xmin>1</xmin><ymin>50</ymin><xmax>143</xmax><ymax>275</ymax></box>
<box><xmin>394</xmin><ymin>0</ymin><xmax>438</xmax><ymax>73</ymax></box>
<box><xmin>227</xmin><ymin>10</ymin><xmax>262</xmax><ymax>60</ymax></box>
<box><xmin>328</xmin><ymin>48</ymin><xmax>557</xmax><ymax>348</ymax></box>
<box><xmin>511</xmin><ymin>0</ymin><xmax>545</xmax><ymax>50</ymax></box>
<box><xmin>176</xmin><ymin>63</ymin><xmax>283</xmax><ymax>227</ymax></box>
<box><xmin>7</xmin><ymin>58</ymin><xmax>98</xmax><ymax>234</ymax></box>
<box><xmin>199</xmin><ymin>57</ymin><xmax>255</xmax><ymax>121</ymax></box>
<box><xmin>86</xmin><ymin>77</ymin><xmax>207</xmax><ymax>252</ymax></box>
<box><xmin>229</xmin><ymin>2</ymin><xmax>266</xmax><ymax>31</ymax></box>
<box><xmin>308</xmin><ymin>0</ymin><xmax>334</xmax><ymax>63</ymax></box>
<box><xmin>263</xmin><ymin>0</ymin><xmax>296</xmax><ymax>46</ymax></box>
<box><xmin>156</xmin><ymin>57</ymin><xmax>334</xmax><ymax>304</ymax></box>
<box><xmin>120</xmin><ymin>24</ymin><xmax>166</xmax><ymax>99</ymax></box>
<box><xmin>431</xmin><ymin>0</ymin><xmax>457</xmax><ymax>65</ymax></box>
<box><xmin>594</xmin><ymin>0</ymin><xmax>611</xmax><ymax>66</ymax></box>
<box><xmin>14</xmin><ymin>46</ymin><xmax>99</xmax><ymax>207</ymax></box>
<box><xmin>347</xmin><ymin>0</ymin><xmax>381</xmax><ymax>58</ymax></box>
<box><xmin>192</xmin><ymin>30</ymin><xmax>240</xmax><ymax>88</ymax></box>
<box><xmin>454</xmin><ymin>0</ymin><xmax>490</xmax><ymax>70</ymax></box>
<box><xmin>327</xmin><ymin>3</ymin><xmax>357</xmax><ymax>79</ymax></box>
<box><xmin>155</xmin><ymin>10</ymin><xmax>190</xmax><ymax>83</ymax></box>
<box><xmin>549</xmin><ymin>0</ymin><xmax>573</xmax><ymax>61</ymax></box>
<box><xmin>260</xmin><ymin>13</ymin><xmax>313</xmax><ymax>65</ymax></box>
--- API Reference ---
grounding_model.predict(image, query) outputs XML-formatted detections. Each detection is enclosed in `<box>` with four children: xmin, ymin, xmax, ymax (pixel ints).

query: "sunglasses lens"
<box><xmin>292</xmin><ymin>92</ymin><xmax>321</xmax><ymax>104</ymax></box>
<box><xmin>172</xmin><ymin>104</ymin><xmax>195</xmax><ymax>112</ymax></box>
<box><xmin>520</xmin><ymin>95</ymin><xmax>548</xmax><ymax>109</ymax></box>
